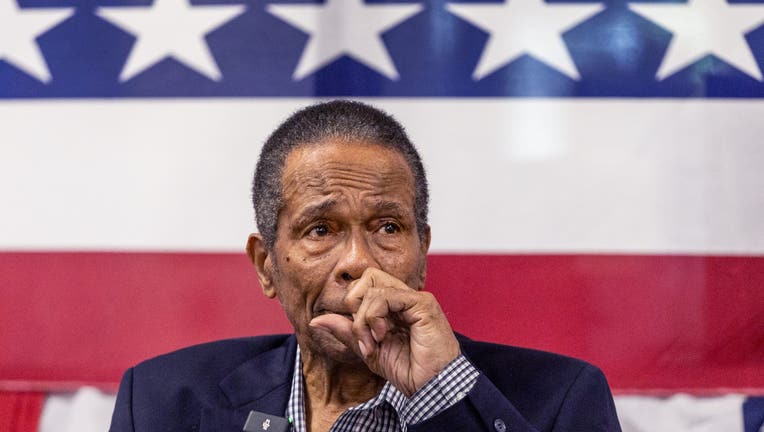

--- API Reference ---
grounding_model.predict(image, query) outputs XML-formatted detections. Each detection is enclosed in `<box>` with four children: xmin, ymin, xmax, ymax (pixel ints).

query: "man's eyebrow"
<box><xmin>373</xmin><ymin>200</ymin><xmax>409</xmax><ymax>215</ymax></box>
<box><xmin>292</xmin><ymin>199</ymin><xmax>337</xmax><ymax>226</ymax></box>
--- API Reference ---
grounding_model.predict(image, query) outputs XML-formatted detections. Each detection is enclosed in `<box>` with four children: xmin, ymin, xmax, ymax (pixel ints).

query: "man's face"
<box><xmin>252</xmin><ymin>139</ymin><xmax>430</xmax><ymax>363</ymax></box>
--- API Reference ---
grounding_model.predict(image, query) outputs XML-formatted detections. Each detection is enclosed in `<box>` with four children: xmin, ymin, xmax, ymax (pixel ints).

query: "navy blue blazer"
<box><xmin>109</xmin><ymin>334</ymin><xmax>621</xmax><ymax>431</ymax></box>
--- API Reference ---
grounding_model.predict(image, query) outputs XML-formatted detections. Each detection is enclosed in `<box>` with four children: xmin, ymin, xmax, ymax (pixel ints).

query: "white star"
<box><xmin>267</xmin><ymin>0</ymin><xmax>423</xmax><ymax>80</ymax></box>
<box><xmin>446</xmin><ymin>0</ymin><xmax>602</xmax><ymax>80</ymax></box>
<box><xmin>630</xmin><ymin>0</ymin><xmax>764</xmax><ymax>81</ymax></box>
<box><xmin>97</xmin><ymin>0</ymin><xmax>245</xmax><ymax>82</ymax></box>
<box><xmin>0</xmin><ymin>0</ymin><xmax>73</xmax><ymax>82</ymax></box>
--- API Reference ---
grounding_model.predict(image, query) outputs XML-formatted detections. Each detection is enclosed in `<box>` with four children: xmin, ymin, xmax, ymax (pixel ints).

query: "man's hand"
<box><xmin>309</xmin><ymin>268</ymin><xmax>461</xmax><ymax>397</ymax></box>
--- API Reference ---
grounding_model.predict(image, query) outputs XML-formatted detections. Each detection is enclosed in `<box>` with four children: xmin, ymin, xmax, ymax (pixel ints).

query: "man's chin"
<box><xmin>305</xmin><ymin>326</ymin><xmax>363</xmax><ymax>364</ymax></box>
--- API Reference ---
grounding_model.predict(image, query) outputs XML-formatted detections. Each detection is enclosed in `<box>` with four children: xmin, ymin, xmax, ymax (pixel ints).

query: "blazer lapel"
<box><xmin>200</xmin><ymin>335</ymin><xmax>297</xmax><ymax>432</ymax></box>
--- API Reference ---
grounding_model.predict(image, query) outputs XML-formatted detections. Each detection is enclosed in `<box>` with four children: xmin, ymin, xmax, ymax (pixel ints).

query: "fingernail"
<box><xmin>358</xmin><ymin>340</ymin><xmax>368</xmax><ymax>357</ymax></box>
<box><xmin>370</xmin><ymin>327</ymin><xmax>380</xmax><ymax>342</ymax></box>
<box><xmin>308</xmin><ymin>319</ymin><xmax>323</xmax><ymax>328</ymax></box>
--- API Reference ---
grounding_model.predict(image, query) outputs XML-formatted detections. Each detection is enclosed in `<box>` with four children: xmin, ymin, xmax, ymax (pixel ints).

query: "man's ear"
<box><xmin>246</xmin><ymin>233</ymin><xmax>277</xmax><ymax>299</ymax></box>
<box><xmin>417</xmin><ymin>225</ymin><xmax>431</xmax><ymax>290</ymax></box>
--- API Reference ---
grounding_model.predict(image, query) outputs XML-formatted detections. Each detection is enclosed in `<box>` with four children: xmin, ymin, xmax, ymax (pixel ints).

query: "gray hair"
<box><xmin>252</xmin><ymin>100</ymin><xmax>429</xmax><ymax>251</ymax></box>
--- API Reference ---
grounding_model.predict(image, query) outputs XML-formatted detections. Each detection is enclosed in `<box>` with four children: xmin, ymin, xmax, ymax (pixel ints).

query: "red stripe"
<box><xmin>1</xmin><ymin>252</ymin><xmax>762</xmax><ymax>393</ymax></box>
<box><xmin>0</xmin><ymin>392</ymin><xmax>45</xmax><ymax>432</ymax></box>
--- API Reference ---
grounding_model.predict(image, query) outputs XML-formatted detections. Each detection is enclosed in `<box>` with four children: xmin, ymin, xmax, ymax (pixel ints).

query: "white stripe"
<box><xmin>615</xmin><ymin>394</ymin><xmax>747</xmax><ymax>432</ymax></box>
<box><xmin>39</xmin><ymin>387</ymin><xmax>116</xmax><ymax>432</ymax></box>
<box><xmin>2</xmin><ymin>99</ymin><xmax>762</xmax><ymax>253</ymax></box>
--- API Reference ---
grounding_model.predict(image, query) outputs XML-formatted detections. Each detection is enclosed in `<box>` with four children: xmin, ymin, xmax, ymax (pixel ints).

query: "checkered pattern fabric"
<box><xmin>285</xmin><ymin>346</ymin><xmax>479</xmax><ymax>432</ymax></box>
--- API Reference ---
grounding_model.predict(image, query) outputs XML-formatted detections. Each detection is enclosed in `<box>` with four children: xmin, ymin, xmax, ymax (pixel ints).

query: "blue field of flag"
<box><xmin>1</xmin><ymin>0</ymin><xmax>763</xmax><ymax>97</ymax></box>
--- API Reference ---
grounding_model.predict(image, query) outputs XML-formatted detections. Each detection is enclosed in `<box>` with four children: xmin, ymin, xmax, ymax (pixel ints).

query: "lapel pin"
<box><xmin>242</xmin><ymin>410</ymin><xmax>290</xmax><ymax>432</ymax></box>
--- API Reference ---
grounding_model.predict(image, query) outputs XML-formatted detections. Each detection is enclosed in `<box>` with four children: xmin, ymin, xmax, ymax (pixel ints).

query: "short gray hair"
<box><xmin>252</xmin><ymin>100</ymin><xmax>429</xmax><ymax>251</ymax></box>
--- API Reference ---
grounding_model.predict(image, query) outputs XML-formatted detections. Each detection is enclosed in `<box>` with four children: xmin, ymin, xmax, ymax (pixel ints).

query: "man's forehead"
<box><xmin>281</xmin><ymin>140</ymin><xmax>415</xmax><ymax>196</ymax></box>
<box><xmin>297</xmin><ymin>198</ymin><xmax>410</xmax><ymax>213</ymax></box>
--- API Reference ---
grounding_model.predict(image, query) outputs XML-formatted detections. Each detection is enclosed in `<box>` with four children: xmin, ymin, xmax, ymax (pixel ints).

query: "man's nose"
<box><xmin>336</xmin><ymin>229</ymin><xmax>379</xmax><ymax>283</ymax></box>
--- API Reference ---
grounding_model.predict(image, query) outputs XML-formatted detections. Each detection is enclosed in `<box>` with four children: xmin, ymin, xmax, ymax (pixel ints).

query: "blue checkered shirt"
<box><xmin>285</xmin><ymin>346</ymin><xmax>479</xmax><ymax>432</ymax></box>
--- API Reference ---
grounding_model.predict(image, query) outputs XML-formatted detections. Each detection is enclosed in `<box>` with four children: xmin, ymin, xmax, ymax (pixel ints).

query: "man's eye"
<box><xmin>380</xmin><ymin>222</ymin><xmax>400</xmax><ymax>234</ymax></box>
<box><xmin>308</xmin><ymin>224</ymin><xmax>330</xmax><ymax>237</ymax></box>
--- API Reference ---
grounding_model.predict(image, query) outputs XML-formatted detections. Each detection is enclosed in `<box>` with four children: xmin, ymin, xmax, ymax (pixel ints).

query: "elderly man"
<box><xmin>110</xmin><ymin>100</ymin><xmax>621</xmax><ymax>432</ymax></box>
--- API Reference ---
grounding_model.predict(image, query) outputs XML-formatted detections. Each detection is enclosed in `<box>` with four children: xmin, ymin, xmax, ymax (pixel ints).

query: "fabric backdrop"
<box><xmin>1</xmin><ymin>0</ymin><xmax>763</xmax><ymax>429</ymax></box>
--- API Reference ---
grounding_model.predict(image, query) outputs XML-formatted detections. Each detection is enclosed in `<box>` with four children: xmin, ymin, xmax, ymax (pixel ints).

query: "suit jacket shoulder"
<box><xmin>110</xmin><ymin>334</ymin><xmax>298</xmax><ymax>432</ymax></box>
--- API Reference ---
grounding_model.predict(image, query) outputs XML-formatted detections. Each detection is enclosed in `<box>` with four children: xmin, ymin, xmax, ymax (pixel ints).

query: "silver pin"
<box><xmin>243</xmin><ymin>410</ymin><xmax>289</xmax><ymax>432</ymax></box>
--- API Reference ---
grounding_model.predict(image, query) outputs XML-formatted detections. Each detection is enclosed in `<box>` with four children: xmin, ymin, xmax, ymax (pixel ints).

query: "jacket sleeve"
<box><xmin>409</xmin><ymin>365</ymin><xmax>621</xmax><ymax>432</ymax></box>
<box><xmin>408</xmin><ymin>373</ymin><xmax>540</xmax><ymax>432</ymax></box>
<box><xmin>109</xmin><ymin>368</ymin><xmax>136</xmax><ymax>432</ymax></box>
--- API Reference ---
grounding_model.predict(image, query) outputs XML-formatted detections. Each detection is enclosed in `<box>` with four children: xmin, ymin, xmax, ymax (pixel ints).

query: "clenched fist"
<box><xmin>309</xmin><ymin>268</ymin><xmax>461</xmax><ymax>397</ymax></box>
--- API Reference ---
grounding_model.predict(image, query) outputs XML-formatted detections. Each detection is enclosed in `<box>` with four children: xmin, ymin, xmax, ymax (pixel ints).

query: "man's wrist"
<box><xmin>401</xmin><ymin>355</ymin><xmax>480</xmax><ymax>425</ymax></box>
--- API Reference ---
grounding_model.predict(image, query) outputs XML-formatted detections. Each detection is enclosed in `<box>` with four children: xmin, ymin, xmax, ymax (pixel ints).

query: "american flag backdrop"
<box><xmin>1</xmin><ymin>0</ymin><xmax>763</xmax><ymax>429</ymax></box>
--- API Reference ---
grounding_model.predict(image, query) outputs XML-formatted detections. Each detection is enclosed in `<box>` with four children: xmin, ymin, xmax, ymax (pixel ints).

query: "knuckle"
<box><xmin>351</xmin><ymin>320</ymin><xmax>366</xmax><ymax>337</ymax></box>
<box><xmin>364</xmin><ymin>267</ymin><xmax>382</xmax><ymax>276</ymax></box>
<box><xmin>417</xmin><ymin>291</ymin><xmax>442</xmax><ymax>316</ymax></box>
<box><xmin>362</xmin><ymin>267</ymin><xmax>379</xmax><ymax>280</ymax></box>
<box><xmin>420</xmin><ymin>291</ymin><xmax>436</xmax><ymax>304</ymax></box>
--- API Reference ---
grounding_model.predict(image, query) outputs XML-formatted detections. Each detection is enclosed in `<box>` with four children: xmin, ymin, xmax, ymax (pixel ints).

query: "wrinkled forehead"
<box><xmin>280</xmin><ymin>139</ymin><xmax>416</xmax><ymax>208</ymax></box>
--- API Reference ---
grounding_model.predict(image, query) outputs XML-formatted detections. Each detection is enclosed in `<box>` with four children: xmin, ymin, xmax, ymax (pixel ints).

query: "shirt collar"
<box><xmin>285</xmin><ymin>345</ymin><xmax>407</xmax><ymax>432</ymax></box>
